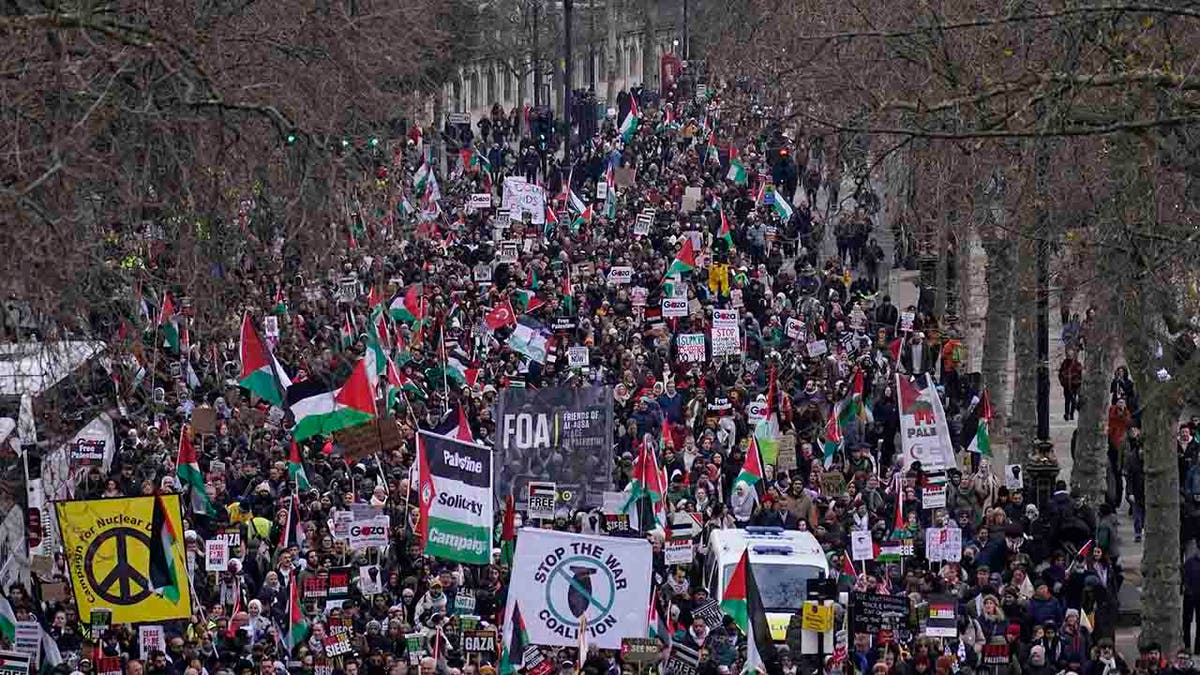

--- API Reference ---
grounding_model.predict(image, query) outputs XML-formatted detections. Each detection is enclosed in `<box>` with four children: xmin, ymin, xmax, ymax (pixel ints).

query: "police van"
<box><xmin>704</xmin><ymin>527</ymin><xmax>830</xmax><ymax>641</ymax></box>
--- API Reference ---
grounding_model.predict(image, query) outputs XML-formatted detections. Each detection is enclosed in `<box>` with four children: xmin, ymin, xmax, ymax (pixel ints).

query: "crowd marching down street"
<box><xmin>4</xmin><ymin>83</ymin><xmax>1200</xmax><ymax>675</ymax></box>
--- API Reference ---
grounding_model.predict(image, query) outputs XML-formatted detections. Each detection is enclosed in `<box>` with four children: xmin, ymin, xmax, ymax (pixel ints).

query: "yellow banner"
<box><xmin>57</xmin><ymin>495</ymin><xmax>193</xmax><ymax>624</ymax></box>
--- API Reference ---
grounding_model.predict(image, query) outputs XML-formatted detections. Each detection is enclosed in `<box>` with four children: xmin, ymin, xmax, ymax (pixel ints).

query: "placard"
<box><xmin>98</xmin><ymin>657</ymin><xmax>121</xmax><ymax>675</ymax></box>
<box><xmin>631</xmin><ymin>287</ymin><xmax>648</xmax><ymax>307</ymax></box>
<box><xmin>802</xmin><ymin>602</ymin><xmax>834</xmax><ymax>632</ymax></box>
<box><xmin>711</xmin><ymin>309</ymin><xmax>741</xmax><ymax>356</ymax></box>
<box><xmin>692</xmin><ymin>598</ymin><xmax>723</xmax><ymax>628</ymax></box>
<box><xmin>926</xmin><ymin>595</ymin><xmax>959</xmax><ymax>637</ymax></box>
<box><xmin>747</xmin><ymin>401</ymin><xmax>768</xmax><ymax>424</ymax></box>
<box><xmin>786</xmin><ymin>318</ymin><xmax>806</xmax><ymax>341</ymax></box>
<box><xmin>682</xmin><ymin>186</ymin><xmax>702</xmax><ymax>212</ymax></box>
<box><xmin>263</xmin><ymin>315</ymin><xmax>279</xmax><ymax>338</ymax></box>
<box><xmin>0</xmin><ymin>651</ymin><xmax>31</xmax><ymax>675</ymax></box>
<box><xmin>497</xmin><ymin>240</ymin><xmax>520</xmax><ymax>264</ymax></box>
<box><xmin>596</xmin><ymin>182</ymin><xmax>609</xmax><ymax>201</ymax></box>
<box><xmin>567</xmin><ymin>347</ymin><xmax>589</xmax><ymax>369</ymax></box>
<box><xmin>1005</xmin><ymin>464</ymin><xmax>1023</xmax><ymax>491</ymax></box>
<box><xmin>138</xmin><ymin>625</ymin><xmax>165</xmax><ymax>661</ymax></box>
<box><xmin>72</xmin><ymin>438</ymin><xmax>106</xmax><ymax>465</ymax></box>
<box><xmin>13</xmin><ymin>622</ymin><xmax>41</xmax><ymax>668</ymax></box>
<box><xmin>922</xmin><ymin>484</ymin><xmax>947</xmax><ymax>510</ymax></box>
<box><xmin>322</xmin><ymin>633</ymin><xmax>353</xmax><ymax>657</ymax></box>
<box><xmin>348</xmin><ymin>515</ymin><xmax>390</xmax><ymax>549</ymax></box>
<box><xmin>664</xmin><ymin>537</ymin><xmax>693</xmax><ymax>565</ymax></box>
<box><xmin>462</xmin><ymin>629</ymin><xmax>497</xmax><ymax>654</ymax></box>
<box><xmin>849</xmin><ymin>591</ymin><xmax>911</xmax><ymax>633</ymax></box>
<box><xmin>468</xmin><ymin>193</ymin><xmax>493</xmax><ymax>210</ymax></box>
<box><xmin>925</xmin><ymin>527</ymin><xmax>963</xmax><ymax>563</ymax></box>
<box><xmin>820</xmin><ymin>471</ymin><xmax>846</xmax><ymax>496</ymax></box>
<box><xmin>526</xmin><ymin>481</ymin><xmax>558</xmax><ymax>520</ymax></box>
<box><xmin>205</xmin><ymin>540</ymin><xmax>229</xmax><ymax>571</ymax></box>
<box><xmin>453</xmin><ymin>589</ymin><xmax>477</xmax><ymax>615</ymax></box>
<box><xmin>850</xmin><ymin>529</ymin><xmax>874</xmax><ymax>561</ymax></box>
<box><xmin>676</xmin><ymin>333</ymin><xmax>706</xmax><ymax>363</ymax></box>
<box><xmin>501</xmin><ymin>177</ymin><xmax>546</xmax><ymax>225</ymax></box>
<box><xmin>216</xmin><ymin>526</ymin><xmax>240</xmax><ymax>551</ymax></box>
<box><xmin>666</xmin><ymin>643</ymin><xmax>699</xmax><ymax>675</ymax></box>
<box><xmin>332</xmin><ymin>510</ymin><xmax>354</xmax><ymax>540</ymax></box>
<box><xmin>634</xmin><ymin>212</ymin><xmax>652</xmax><ymax>236</ymax></box>
<box><xmin>900</xmin><ymin>312</ymin><xmax>915</xmax><ymax>332</ymax></box>
<box><xmin>359</xmin><ymin>565</ymin><xmax>383</xmax><ymax>595</ymax></box>
<box><xmin>806</xmin><ymin>340</ymin><xmax>828</xmax><ymax>357</ymax></box>
<box><xmin>662</xmin><ymin>298</ymin><xmax>689</xmax><ymax>318</ymax></box>
<box><xmin>327</xmin><ymin>568</ymin><xmax>351</xmax><ymax>597</ymax></box>
<box><xmin>473</xmin><ymin>263</ymin><xmax>493</xmax><ymax>283</ymax></box>
<box><xmin>620</xmin><ymin>638</ymin><xmax>661</xmax><ymax>664</ymax></box>
<box><xmin>192</xmin><ymin>407</ymin><xmax>217</xmax><ymax>435</ymax></box>
<box><xmin>607</xmin><ymin>266</ymin><xmax>634</xmax><ymax>285</ymax></box>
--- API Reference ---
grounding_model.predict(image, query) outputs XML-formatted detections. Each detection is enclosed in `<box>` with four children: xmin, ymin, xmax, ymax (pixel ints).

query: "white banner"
<box><xmin>925</xmin><ymin>527</ymin><xmax>962</xmax><ymax>563</ymax></box>
<box><xmin>503</xmin><ymin>529</ymin><xmax>652</xmax><ymax>649</ymax></box>
<box><xmin>502</xmin><ymin>178</ymin><xmax>546</xmax><ymax>225</ymax></box>
<box><xmin>897</xmin><ymin>373</ymin><xmax>957</xmax><ymax>472</ymax></box>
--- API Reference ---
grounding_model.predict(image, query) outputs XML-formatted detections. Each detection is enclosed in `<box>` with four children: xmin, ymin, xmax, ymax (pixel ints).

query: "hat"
<box><xmin>1065</xmin><ymin>608</ymin><xmax>1080</xmax><ymax>620</ymax></box>
<box><xmin>1006</xmin><ymin>623</ymin><xmax>1021</xmax><ymax>638</ymax></box>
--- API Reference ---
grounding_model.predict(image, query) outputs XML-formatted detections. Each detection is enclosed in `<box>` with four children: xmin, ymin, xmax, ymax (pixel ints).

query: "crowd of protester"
<box><xmin>4</xmin><ymin>81</ymin><xmax>1200</xmax><ymax>675</ymax></box>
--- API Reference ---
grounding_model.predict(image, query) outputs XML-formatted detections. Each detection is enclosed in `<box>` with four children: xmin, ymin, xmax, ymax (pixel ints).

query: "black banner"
<box><xmin>495</xmin><ymin>386</ymin><xmax>614</xmax><ymax>509</ymax></box>
<box><xmin>849</xmin><ymin>591</ymin><xmax>911</xmax><ymax>633</ymax></box>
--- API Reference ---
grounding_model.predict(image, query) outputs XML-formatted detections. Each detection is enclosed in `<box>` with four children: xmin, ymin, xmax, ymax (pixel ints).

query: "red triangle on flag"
<box><xmin>335</xmin><ymin>359</ymin><xmax>378</xmax><ymax>416</ymax></box>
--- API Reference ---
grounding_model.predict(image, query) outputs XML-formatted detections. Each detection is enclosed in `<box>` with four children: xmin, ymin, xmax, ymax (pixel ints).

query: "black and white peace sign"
<box><xmin>85</xmin><ymin>528</ymin><xmax>154</xmax><ymax>605</ymax></box>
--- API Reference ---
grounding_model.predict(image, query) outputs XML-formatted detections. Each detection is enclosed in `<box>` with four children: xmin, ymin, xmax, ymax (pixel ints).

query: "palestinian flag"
<box><xmin>619</xmin><ymin>96</ymin><xmax>640</xmax><ymax>143</ymax></box>
<box><xmin>717</xmin><ymin>208</ymin><xmax>734</xmax><ymax>248</ymax></box>
<box><xmin>366</xmin><ymin>306</ymin><xmax>390</xmax><ymax>376</ymax></box>
<box><xmin>735</xmin><ymin>437</ymin><xmax>766</xmax><ymax>498</ymax></box>
<box><xmin>664</xmin><ymin>237</ymin><xmax>697</xmax><ymax>277</ymax></box>
<box><xmin>568</xmin><ymin>190</ymin><xmax>592</xmax><ymax>231</ymax></box>
<box><xmin>545</xmin><ymin>204</ymin><xmax>560</xmax><ymax>226</ymax></box>
<box><xmin>158</xmin><ymin>291</ymin><xmax>180</xmax><ymax>352</ymax></box>
<box><xmin>721</xmin><ymin>550</ymin><xmax>781</xmax><ymax>675</ymax></box>
<box><xmin>177</xmin><ymin>426</ymin><xmax>215</xmax><ymax>516</ymax></box>
<box><xmin>727</xmin><ymin>147</ymin><xmax>748</xmax><ymax>185</ymax></box>
<box><xmin>560</xmin><ymin>269</ymin><xmax>575</xmax><ymax>315</ymax></box>
<box><xmin>771</xmin><ymin>188</ymin><xmax>794</xmax><ymax>222</ymax></box>
<box><xmin>413</xmin><ymin>161</ymin><xmax>432</xmax><ymax>196</ymax></box>
<box><xmin>288</xmin><ymin>440</ymin><xmax>311</xmax><ymax>492</ymax></box>
<box><xmin>962</xmin><ymin>389</ymin><xmax>993</xmax><ymax>456</ymax></box>
<box><xmin>706</xmin><ymin>135</ymin><xmax>720</xmax><ymax>165</ymax></box>
<box><xmin>391</xmin><ymin>285</ymin><xmax>426</xmax><ymax>325</ymax></box>
<box><xmin>500</xmin><ymin>493</ymin><xmax>517</xmax><ymax>567</ymax></box>
<box><xmin>876</xmin><ymin>541</ymin><xmax>903</xmax><ymax>563</ymax></box>
<box><xmin>822</xmin><ymin>406</ymin><xmax>842</xmax><ymax>468</ymax></box>
<box><xmin>837</xmin><ymin>369</ymin><xmax>873</xmax><ymax>436</ymax></box>
<box><xmin>239</xmin><ymin>314</ymin><xmax>291</xmax><ymax>406</ymax></box>
<box><xmin>499</xmin><ymin>602</ymin><xmax>530</xmax><ymax>675</ymax></box>
<box><xmin>620</xmin><ymin>436</ymin><xmax>666</xmax><ymax>530</ymax></box>
<box><xmin>512</xmin><ymin>289</ymin><xmax>545</xmax><ymax>313</ymax></box>
<box><xmin>445</xmin><ymin>356</ymin><xmax>479</xmax><ymax>389</ymax></box>
<box><xmin>287</xmin><ymin>358</ymin><xmax>378</xmax><ymax>440</ymax></box>
<box><xmin>0</xmin><ymin>593</ymin><xmax>16</xmax><ymax>642</ymax></box>
<box><xmin>285</xmin><ymin>569</ymin><xmax>308</xmax><ymax>653</ymax></box>
<box><xmin>148</xmin><ymin>494</ymin><xmax>182</xmax><ymax>603</ymax></box>
<box><xmin>339</xmin><ymin>312</ymin><xmax>355</xmax><ymax>350</ymax></box>
<box><xmin>838</xmin><ymin>553</ymin><xmax>858</xmax><ymax>585</ymax></box>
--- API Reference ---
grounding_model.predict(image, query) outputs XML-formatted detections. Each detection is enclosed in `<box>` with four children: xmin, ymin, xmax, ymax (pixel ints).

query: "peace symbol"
<box><xmin>85</xmin><ymin>527</ymin><xmax>154</xmax><ymax>605</ymax></box>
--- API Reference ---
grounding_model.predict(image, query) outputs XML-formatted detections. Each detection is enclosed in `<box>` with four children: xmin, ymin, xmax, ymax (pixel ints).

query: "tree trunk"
<box><xmin>605</xmin><ymin>0</ymin><xmax>618</xmax><ymax>105</ymax></box>
<box><xmin>1071</xmin><ymin>303</ymin><xmax>1112</xmax><ymax>505</ymax></box>
<box><xmin>981</xmin><ymin>231</ymin><xmax>1014</xmax><ymax>456</ymax></box>
<box><xmin>1009</xmin><ymin>225</ymin><xmax>1037</xmax><ymax>465</ymax></box>
<box><xmin>641</xmin><ymin>0</ymin><xmax>656</xmax><ymax>89</ymax></box>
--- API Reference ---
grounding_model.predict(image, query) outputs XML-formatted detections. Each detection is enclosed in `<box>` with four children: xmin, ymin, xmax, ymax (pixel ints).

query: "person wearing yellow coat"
<box><xmin>708</xmin><ymin>261</ymin><xmax>730</xmax><ymax>298</ymax></box>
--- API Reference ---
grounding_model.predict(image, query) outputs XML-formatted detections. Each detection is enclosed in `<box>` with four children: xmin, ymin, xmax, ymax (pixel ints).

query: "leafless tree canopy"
<box><xmin>0</xmin><ymin>0</ymin><xmax>474</xmax><ymax>335</ymax></box>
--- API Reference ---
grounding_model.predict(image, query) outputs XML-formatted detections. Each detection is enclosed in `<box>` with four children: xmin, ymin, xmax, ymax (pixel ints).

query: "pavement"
<box><xmin>807</xmin><ymin>165</ymin><xmax>1145</xmax><ymax>657</ymax></box>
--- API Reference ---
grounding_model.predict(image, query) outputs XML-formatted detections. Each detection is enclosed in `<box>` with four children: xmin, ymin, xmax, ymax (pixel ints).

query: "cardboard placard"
<box><xmin>332</xmin><ymin>417</ymin><xmax>404</xmax><ymax>462</ymax></box>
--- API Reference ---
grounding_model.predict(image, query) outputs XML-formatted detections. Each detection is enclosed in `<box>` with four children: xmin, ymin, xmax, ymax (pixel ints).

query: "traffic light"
<box><xmin>368</xmin><ymin>137</ymin><xmax>380</xmax><ymax>149</ymax></box>
<box><xmin>285</xmin><ymin>132</ymin><xmax>297</xmax><ymax>146</ymax></box>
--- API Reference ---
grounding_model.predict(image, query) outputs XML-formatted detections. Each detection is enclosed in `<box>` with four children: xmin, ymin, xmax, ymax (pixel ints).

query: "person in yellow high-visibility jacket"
<box><xmin>708</xmin><ymin>261</ymin><xmax>730</xmax><ymax>298</ymax></box>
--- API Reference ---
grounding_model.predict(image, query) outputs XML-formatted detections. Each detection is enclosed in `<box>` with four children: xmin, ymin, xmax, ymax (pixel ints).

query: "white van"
<box><xmin>703</xmin><ymin>526</ymin><xmax>830</xmax><ymax>641</ymax></box>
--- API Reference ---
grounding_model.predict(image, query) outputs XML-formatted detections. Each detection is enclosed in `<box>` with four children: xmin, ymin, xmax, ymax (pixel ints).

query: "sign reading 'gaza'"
<box><xmin>418</xmin><ymin>431</ymin><xmax>494</xmax><ymax>565</ymax></box>
<box><xmin>505</xmin><ymin>529</ymin><xmax>652</xmax><ymax>650</ymax></box>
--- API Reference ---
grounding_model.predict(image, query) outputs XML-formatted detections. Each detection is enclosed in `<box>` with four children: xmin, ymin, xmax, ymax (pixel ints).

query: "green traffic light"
<box><xmin>285</xmin><ymin>133</ymin><xmax>297</xmax><ymax>145</ymax></box>
<box><xmin>368</xmin><ymin>137</ymin><xmax>379</xmax><ymax>148</ymax></box>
